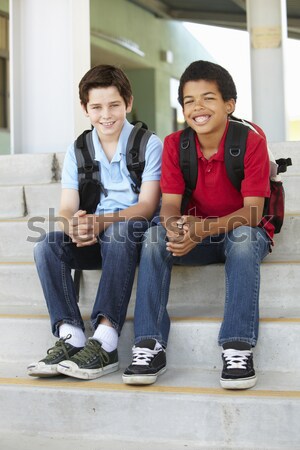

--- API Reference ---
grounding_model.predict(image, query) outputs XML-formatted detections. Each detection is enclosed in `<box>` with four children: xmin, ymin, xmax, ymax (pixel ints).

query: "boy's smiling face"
<box><xmin>83</xmin><ymin>86</ymin><xmax>133</xmax><ymax>141</ymax></box>
<box><xmin>182</xmin><ymin>79</ymin><xmax>235</xmax><ymax>136</ymax></box>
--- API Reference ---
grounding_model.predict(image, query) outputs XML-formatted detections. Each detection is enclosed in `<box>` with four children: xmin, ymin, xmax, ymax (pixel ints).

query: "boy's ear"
<box><xmin>126</xmin><ymin>96</ymin><xmax>134</xmax><ymax>113</ymax></box>
<box><xmin>226</xmin><ymin>99</ymin><xmax>236</xmax><ymax>115</ymax></box>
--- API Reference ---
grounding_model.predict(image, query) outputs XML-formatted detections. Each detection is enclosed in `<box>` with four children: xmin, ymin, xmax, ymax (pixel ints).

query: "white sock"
<box><xmin>59</xmin><ymin>323</ymin><xmax>86</xmax><ymax>348</ymax></box>
<box><xmin>93</xmin><ymin>324</ymin><xmax>118</xmax><ymax>352</ymax></box>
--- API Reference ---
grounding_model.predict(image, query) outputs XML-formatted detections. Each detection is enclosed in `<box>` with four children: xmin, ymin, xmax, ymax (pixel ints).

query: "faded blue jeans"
<box><xmin>134</xmin><ymin>225</ymin><xmax>271</xmax><ymax>348</ymax></box>
<box><xmin>34</xmin><ymin>221</ymin><xmax>149</xmax><ymax>337</ymax></box>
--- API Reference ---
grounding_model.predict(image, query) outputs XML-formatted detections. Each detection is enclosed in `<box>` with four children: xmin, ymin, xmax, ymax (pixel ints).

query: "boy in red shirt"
<box><xmin>123</xmin><ymin>60</ymin><xmax>271</xmax><ymax>389</ymax></box>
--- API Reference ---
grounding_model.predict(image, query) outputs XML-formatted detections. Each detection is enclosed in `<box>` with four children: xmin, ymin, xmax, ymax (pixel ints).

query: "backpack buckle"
<box><xmin>83</xmin><ymin>164</ymin><xmax>94</xmax><ymax>173</ymax></box>
<box><xmin>130</xmin><ymin>162</ymin><xmax>142</xmax><ymax>171</ymax></box>
<box><xmin>181</xmin><ymin>139</ymin><xmax>190</xmax><ymax>150</ymax></box>
<box><xmin>229</xmin><ymin>147</ymin><xmax>241</xmax><ymax>157</ymax></box>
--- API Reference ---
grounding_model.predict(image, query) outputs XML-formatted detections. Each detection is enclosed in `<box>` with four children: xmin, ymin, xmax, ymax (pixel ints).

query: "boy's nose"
<box><xmin>194</xmin><ymin>99</ymin><xmax>205</xmax><ymax>109</ymax></box>
<box><xmin>101</xmin><ymin>108</ymin><xmax>111</xmax><ymax>118</ymax></box>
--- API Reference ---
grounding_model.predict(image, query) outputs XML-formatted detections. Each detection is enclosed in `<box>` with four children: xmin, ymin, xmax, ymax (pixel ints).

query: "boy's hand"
<box><xmin>69</xmin><ymin>210</ymin><xmax>98</xmax><ymax>247</ymax></box>
<box><xmin>166</xmin><ymin>215</ymin><xmax>203</xmax><ymax>257</ymax></box>
<box><xmin>165</xmin><ymin>218</ymin><xmax>185</xmax><ymax>243</ymax></box>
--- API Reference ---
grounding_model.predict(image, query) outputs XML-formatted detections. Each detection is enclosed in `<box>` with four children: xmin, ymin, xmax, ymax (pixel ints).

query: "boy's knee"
<box><xmin>33</xmin><ymin>231</ymin><xmax>64</xmax><ymax>259</ymax></box>
<box><xmin>227</xmin><ymin>226</ymin><xmax>259</xmax><ymax>255</ymax></box>
<box><xmin>142</xmin><ymin>225</ymin><xmax>167</xmax><ymax>253</ymax></box>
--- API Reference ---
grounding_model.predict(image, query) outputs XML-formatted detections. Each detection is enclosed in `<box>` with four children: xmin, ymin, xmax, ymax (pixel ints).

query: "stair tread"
<box><xmin>1</xmin><ymin>304</ymin><xmax>300</xmax><ymax>320</ymax></box>
<box><xmin>0</xmin><ymin>432</ymin><xmax>223</xmax><ymax>450</ymax></box>
<box><xmin>1</xmin><ymin>363</ymin><xmax>300</xmax><ymax>396</ymax></box>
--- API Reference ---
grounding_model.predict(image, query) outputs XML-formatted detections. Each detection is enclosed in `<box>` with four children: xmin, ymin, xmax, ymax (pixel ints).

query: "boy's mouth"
<box><xmin>193</xmin><ymin>115</ymin><xmax>210</xmax><ymax>124</ymax></box>
<box><xmin>101</xmin><ymin>121</ymin><xmax>115</xmax><ymax>127</ymax></box>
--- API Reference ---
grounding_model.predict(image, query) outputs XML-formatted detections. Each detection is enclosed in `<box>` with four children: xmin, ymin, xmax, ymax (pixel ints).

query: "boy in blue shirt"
<box><xmin>27</xmin><ymin>65</ymin><xmax>163</xmax><ymax>380</ymax></box>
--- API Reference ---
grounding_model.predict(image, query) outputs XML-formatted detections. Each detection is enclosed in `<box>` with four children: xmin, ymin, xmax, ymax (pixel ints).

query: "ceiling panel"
<box><xmin>128</xmin><ymin>0</ymin><xmax>300</xmax><ymax>39</ymax></box>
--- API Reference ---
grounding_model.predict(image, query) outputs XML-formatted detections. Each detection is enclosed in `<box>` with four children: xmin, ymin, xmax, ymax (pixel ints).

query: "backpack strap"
<box><xmin>75</xmin><ymin>130</ymin><xmax>100</xmax><ymax>182</ymax></box>
<box><xmin>126</xmin><ymin>121</ymin><xmax>153</xmax><ymax>194</ymax></box>
<box><xmin>224</xmin><ymin>121</ymin><xmax>249</xmax><ymax>191</ymax></box>
<box><xmin>179</xmin><ymin>127</ymin><xmax>198</xmax><ymax>214</ymax></box>
<box><xmin>75</xmin><ymin>130</ymin><xmax>107</xmax><ymax>197</ymax></box>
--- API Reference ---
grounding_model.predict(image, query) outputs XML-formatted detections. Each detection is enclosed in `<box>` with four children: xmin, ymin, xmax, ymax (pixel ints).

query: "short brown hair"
<box><xmin>79</xmin><ymin>65</ymin><xmax>132</xmax><ymax>109</ymax></box>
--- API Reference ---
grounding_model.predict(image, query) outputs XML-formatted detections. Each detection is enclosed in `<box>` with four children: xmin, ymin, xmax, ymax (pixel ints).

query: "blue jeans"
<box><xmin>34</xmin><ymin>221</ymin><xmax>149</xmax><ymax>337</ymax></box>
<box><xmin>134</xmin><ymin>225</ymin><xmax>271</xmax><ymax>348</ymax></box>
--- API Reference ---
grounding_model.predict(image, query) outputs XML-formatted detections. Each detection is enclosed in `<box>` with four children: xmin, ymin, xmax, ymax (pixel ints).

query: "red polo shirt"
<box><xmin>160</xmin><ymin>121</ymin><xmax>273</xmax><ymax>238</ymax></box>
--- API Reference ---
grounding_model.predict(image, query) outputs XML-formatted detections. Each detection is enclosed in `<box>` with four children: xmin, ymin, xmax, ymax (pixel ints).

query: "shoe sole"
<box><xmin>57</xmin><ymin>361</ymin><xmax>119</xmax><ymax>380</ymax></box>
<box><xmin>220</xmin><ymin>375</ymin><xmax>257</xmax><ymax>390</ymax></box>
<box><xmin>27</xmin><ymin>362</ymin><xmax>61</xmax><ymax>378</ymax></box>
<box><xmin>122</xmin><ymin>367</ymin><xmax>167</xmax><ymax>385</ymax></box>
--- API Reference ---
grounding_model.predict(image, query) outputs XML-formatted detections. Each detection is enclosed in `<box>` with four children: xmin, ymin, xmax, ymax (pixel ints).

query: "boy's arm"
<box><xmin>163</xmin><ymin>195</ymin><xmax>265</xmax><ymax>257</ymax></box>
<box><xmin>160</xmin><ymin>192</ymin><xmax>183</xmax><ymax>236</ymax></box>
<box><xmin>67</xmin><ymin>179</ymin><xmax>160</xmax><ymax>248</ymax></box>
<box><xmin>59</xmin><ymin>132</ymin><xmax>162</xmax><ymax>247</ymax></box>
<box><xmin>58</xmin><ymin>188</ymin><xmax>97</xmax><ymax>246</ymax></box>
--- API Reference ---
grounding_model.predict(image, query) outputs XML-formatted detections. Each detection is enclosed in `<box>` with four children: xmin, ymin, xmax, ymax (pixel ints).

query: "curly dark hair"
<box><xmin>178</xmin><ymin>60</ymin><xmax>237</xmax><ymax>106</ymax></box>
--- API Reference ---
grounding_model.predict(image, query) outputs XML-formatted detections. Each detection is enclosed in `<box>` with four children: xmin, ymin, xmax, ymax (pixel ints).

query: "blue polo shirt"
<box><xmin>62</xmin><ymin>120</ymin><xmax>162</xmax><ymax>214</ymax></box>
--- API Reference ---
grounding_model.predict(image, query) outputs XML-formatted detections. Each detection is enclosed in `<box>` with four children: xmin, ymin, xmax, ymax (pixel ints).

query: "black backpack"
<box><xmin>179</xmin><ymin>118</ymin><xmax>292</xmax><ymax>234</ymax></box>
<box><xmin>74</xmin><ymin>121</ymin><xmax>153</xmax><ymax>213</ymax></box>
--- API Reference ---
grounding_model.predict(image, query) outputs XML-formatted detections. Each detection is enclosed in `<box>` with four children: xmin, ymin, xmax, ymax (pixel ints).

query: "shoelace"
<box><xmin>44</xmin><ymin>334</ymin><xmax>72</xmax><ymax>362</ymax></box>
<box><xmin>222</xmin><ymin>349</ymin><xmax>252</xmax><ymax>369</ymax></box>
<box><xmin>71</xmin><ymin>339</ymin><xmax>109</xmax><ymax>366</ymax></box>
<box><xmin>132</xmin><ymin>346</ymin><xmax>159</xmax><ymax>366</ymax></box>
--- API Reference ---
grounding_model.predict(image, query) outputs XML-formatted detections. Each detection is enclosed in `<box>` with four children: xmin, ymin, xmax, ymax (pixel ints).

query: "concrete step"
<box><xmin>0</xmin><ymin>184</ymin><xmax>60</xmax><ymax>219</ymax></box>
<box><xmin>283</xmin><ymin>175</ymin><xmax>300</xmax><ymax>212</ymax></box>
<box><xmin>0</xmin><ymin>214</ymin><xmax>299</xmax><ymax>263</ymax></box>
<box><xmin>0</xmin><ymin>142</ymin><xmax>298</xmax><ymax>220</ymax></box>
<box><xmin>24</xmin><ymin>183</ymin><xmax>61</xmax><ymax>216</ymax></box>
<box><xmin>0</xmin><ymin>217</ymin><xmax>59</xmax><ymax>262</ymax></box>
<box><xmin>0</xmin><ymin>153</ymin><xmax>56</xmax><ymax>185</ymax></box>
<box><xmin>0</xmin><ymin>141</ymin><xmax>297</xmax><ymax>188</ymax></box>
<box><xmin>0</xmin><ymin>172</ymin><xmax>298</xmax><ymax>220</ymax></box>
<box><xmin>0</xmin><ymin>431</ymin><xmax>234</xmax><ymax>450</ymax></box>
<box><xmin>0</xmin><ymin>364</ymin><xmax>299</xmax><ymax>449</ymax></box>
<box><xmin>0</xmin><ymin>186</ymin><xmax>25</xmax><ymax>218</ymax></box>
<box><xmin>1</xmin><ymin>316</ymin><xmax>299</xmax><ymax>372</ymax></box>
<box><xmin>0</xmin><ymin>262</ymin><xmax>299</xmax><ymax>313</ymax></box>
<box><xmin>0</xmin><ymin>146</ymin><xmax>298</xmax><ymax>450</ymax></box>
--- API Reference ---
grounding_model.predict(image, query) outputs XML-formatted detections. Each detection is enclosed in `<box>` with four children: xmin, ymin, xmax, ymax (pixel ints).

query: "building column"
<box><xmin>246</xmin><ymin>0</ymin><xmax>288</xmax><ymax>142</ymax></box>
<box><xmin>9</xmin><ymin>0</ymin><xmax>91</xmax><ymax>154</ymax></box>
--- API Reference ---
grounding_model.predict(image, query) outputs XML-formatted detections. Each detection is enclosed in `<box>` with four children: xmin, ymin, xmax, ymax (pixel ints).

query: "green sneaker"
<box><xmin>57</xmin><ymin>338</ymin><xmax>119</xmax><ymax>380</ymax></box>
<box><xmin>27</xmin><ymin>335</ymin><xmax>84</xmax><ymax>378</ymax></box>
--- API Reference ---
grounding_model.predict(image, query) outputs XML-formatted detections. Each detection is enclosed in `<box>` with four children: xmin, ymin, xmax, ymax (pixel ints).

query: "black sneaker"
<box><xmin>57</xmin><ymin>338</ymin><xmax>119</xmax><ymax>380</ymax></box>
<box><xmin>27</xmin><ymin>335</ymin><xmax>83</xmax><ymax>377</ymax></box>
<box><xmin>220</xmin><ymin>343</ymin><xmax>257</xmax><ymax>390</ymax></box>
<box><xmin>122</xmin><ymin>339</ymin><xmax>166</xmax><ymax>385</ymax></box>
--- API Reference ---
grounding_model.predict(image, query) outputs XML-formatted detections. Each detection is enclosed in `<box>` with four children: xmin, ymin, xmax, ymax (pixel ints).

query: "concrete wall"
<box><xmin>89</xmin><ymin>0</ymin><xmax>212</xmax><ymax>140</ymax></box>
<box><xmin>0</xmin><ymin>0</ymin><xmax>212</xmax><ymax>154</ymax></box>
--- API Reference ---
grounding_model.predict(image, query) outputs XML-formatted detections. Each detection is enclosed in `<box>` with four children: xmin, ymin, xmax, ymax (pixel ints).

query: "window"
<box><xmin>0</xmin><ymin>13</ymin><xmax>9</xmax><ymax>130</ymax></box>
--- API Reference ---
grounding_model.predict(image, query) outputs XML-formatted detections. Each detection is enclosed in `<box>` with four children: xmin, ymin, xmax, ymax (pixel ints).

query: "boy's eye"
<box><xmin>184</xmin><ymin>100</ymin><xmax>193</xmax><ymax>105</ymax></box>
